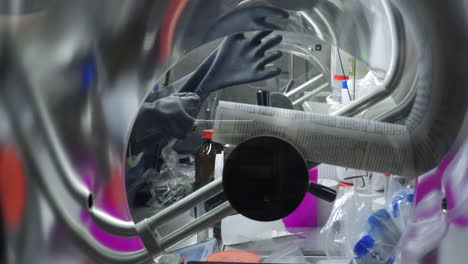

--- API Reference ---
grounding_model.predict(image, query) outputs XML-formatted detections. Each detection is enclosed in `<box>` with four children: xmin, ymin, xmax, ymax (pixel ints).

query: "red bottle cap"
<box><xmin>334</xmin><ymin>74</ymin><xmax>350</xmax><ymax>81</ymax></box>
<box><xmin>202</xmin><ymin>129</ymin><xmax>214</xmax><ymax>139</ymax></box>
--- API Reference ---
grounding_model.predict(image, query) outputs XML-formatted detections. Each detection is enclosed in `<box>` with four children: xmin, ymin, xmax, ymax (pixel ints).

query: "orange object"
<box><xmin>339</xmin><ymin>181</ymin><xmax>354</xmax><ymax>188</ymax></box>
<box><xmin>207</xmin><ymin>250</ymin><xmax>261</xmax><ymax>263</ymax></box>
<box><xmin>202</xmin><ymin>129</ymin><xmax>214</xmax><ymax>139</ymax></box>
<box><xmin>159</xmin><ymin>0</ymin><xmax>190</xmax><ymax>62</ymax></box>
<box><xmin>0</xmin><ymin>146</ymin><xmax>26</xmax><ymax>229</ymax></box>
<box><xmin>333</xmin><ymin>74</ymin><xmax>349</xmax><ymax>81</ymax></box>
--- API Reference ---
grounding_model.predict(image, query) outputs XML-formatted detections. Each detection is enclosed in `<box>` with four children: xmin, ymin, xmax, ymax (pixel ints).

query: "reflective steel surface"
<box><xmin>1</xmin><ymin>0</ymin><xmax>468</xmax><ymax>263</ymax></box>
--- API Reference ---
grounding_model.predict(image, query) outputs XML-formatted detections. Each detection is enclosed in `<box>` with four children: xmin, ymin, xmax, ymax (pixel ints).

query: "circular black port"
<box><xmin>223</xmin><ymin>136</ymin><xmax>308</xmax><ymax>221</ymax></box>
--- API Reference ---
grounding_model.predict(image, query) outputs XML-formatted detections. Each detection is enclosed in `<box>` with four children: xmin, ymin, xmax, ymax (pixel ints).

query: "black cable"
<box><xmin>336</xmin><ymin>47</ymin><xmax>352</xmax><ymax>101</ymax></box>
<box><xmin>308</xmin><ymin>182</ymin><xmax>337</xmax><ymax>202</ymax></box>
<box><xmin>353</xmin><ymin>58</ymin><xmax>357</xmax><ymax>100</ymax></box>
<box><xmin>164</xmin><ymin>70</ymin><xmax>171</xmax><ymax>87</ymax></box>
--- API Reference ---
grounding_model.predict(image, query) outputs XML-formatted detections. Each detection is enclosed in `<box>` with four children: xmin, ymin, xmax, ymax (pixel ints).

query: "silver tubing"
<box><xmin>145</xmin><ymin>178</ymin><xmax>224</xmax><ymax>230</ymax></box>
<box><xmin>160</xmin><ymin>202</ymin><xmax>236</xmax><ymax>249</ymax></box>
<box><xmin>329</xmin><ymin>0</ymin><xmax>403</xmax><ymax>117</ymax></box>
<box><xmin>285</xmin><ymin>73</ymin><xmax>324</xmax><ymax>98</ymax></box>
<box><xmin>25</xmin><ymin>76</ymin><xmax>138</xmax><ymax>237</ymax></box>
<box><xmin>293</xmin><ymin>83</ymin><xmax>329</xmax><ymax>106</ymax></box>
<box><xmin>89</xmin><ymin>207</ymin><xmax>138</xmax><ymax>237</ymax></box>
<box><xmin>1</xmin><ymin>96</ymin><xmax>151</xmax><ymax>264</ymax></box>
<box><xmin>28</xmin><ymin>82</ymin><xmax>90</xmax><ymax>206</ymax></box>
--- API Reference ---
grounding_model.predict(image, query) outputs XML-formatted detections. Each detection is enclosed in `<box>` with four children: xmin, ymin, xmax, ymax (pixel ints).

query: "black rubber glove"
<box><xmin>133</xmin><ymin>92</ymin><xmax>202</xmax><ymax>142</ymax></box>
<box><xmin>204</xmin><ymin>6</ymin><xmax>289</xmax><ymax>42</ymax></box>
<box><xmin>145</xmin><ymin>51</ymin><xmax>217</xmax><ymax>102</ymax></box>
<box><xmin>195</xmin><ymin>31</ymin><xmax>283</xmax><ymax>98</ymax></box>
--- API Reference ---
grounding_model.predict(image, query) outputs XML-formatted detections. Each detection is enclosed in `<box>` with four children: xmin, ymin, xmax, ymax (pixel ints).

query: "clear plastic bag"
<box><xmin>146</xmin><ymin>175</ymin><xmax>193</xmax><ymax>208</ymax></box>
<box><xmin>320</xmin><ymin>186</ymin><xmax>373</xmax><ymax>259</ymax></box>
<box><xmin>145</xmin><ymin>140</ymin><xmax>195</xmax><ymax>209</ymax></box>
<box><xmin>389</xmin><ymin>138</ymin><xmax>468</xmax><ymax>263</ymax></box>
<box><xmin>353</xmin><ymin>235</ymin><xmax>395</xmax><ymax>264</ymax></box>
<box><xmin>161</xmin><ymin>139</ymin><xmax>195</xmax><ymax>179</ymax></box>
<box><xmin>390</xmin><ymin>190</ymin><xmax>448</xmax><ymax>264</ymax></box>
<box><xmin>385</xmin><ymin>177</ymin><xmax>414</xmax><ymax>232</ymax></box>
<box><xmin>262</xmin><ymin>240</ymin><xmax>307</xmax><ymax>264</ymax></box>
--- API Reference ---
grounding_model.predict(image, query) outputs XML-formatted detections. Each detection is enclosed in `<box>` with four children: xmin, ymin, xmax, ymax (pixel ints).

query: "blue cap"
<box><xmin>342</xmin><ymin>80</ymin><xmax>349</xmax><ymax>89</ymax></box>
<box><xmin>81</xmin><ymin>56</ymin><xmax>96</xmax><ymax>92</ymax></box>
<box><xmin>392</xmin><ymin>202</ymin><xmax>399</xmax><ymax>218</ymax></box>
<box><xmin>368</xmin><ymin>209</ymin><xmax>391</xmax><ymax>226</ymax></box>
<box><xmin>354</xmin><ymin>235</ymin><xmax>375</xmax><ymax>257</ymax></box>
<box><xmin>406</xmin><ymin>193</ymin><xmax>414</xmax><ymax>203</ymax></box>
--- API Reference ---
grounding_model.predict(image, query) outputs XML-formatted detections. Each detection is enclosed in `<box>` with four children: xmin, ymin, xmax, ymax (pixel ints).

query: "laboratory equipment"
<box><xmin>194</xmin><ymin>129</ymin><xmax>224</xmax><ymax>242</ymax></box>
<box><xmin>223</xmin><ymin>136</ymin><xmax>337</xmax><ymax>222</ymax></box>
<box><xmin>353</xmin><ymin>235</ymin><xmax>394</xmax><ymax>264</ymax></box>
<box><xmin>1</xmin><ymin>0</ymin><xmax>468</xmax><ymax>263</ymax></box>
<box><xmin>195</xmin><ymin>130</ymin><xmax>224</xmax><ymax>191</ymax></box>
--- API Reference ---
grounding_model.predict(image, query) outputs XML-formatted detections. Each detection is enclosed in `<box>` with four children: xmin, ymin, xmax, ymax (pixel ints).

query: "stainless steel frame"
<box><xmin>2</xmin><ymin>0</ymin><xmax>467</xmax><ymax>263</ymax></box>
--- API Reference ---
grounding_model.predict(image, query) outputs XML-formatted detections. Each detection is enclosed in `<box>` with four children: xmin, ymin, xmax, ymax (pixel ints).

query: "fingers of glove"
<box><xmin>249</xmin><ymin>6</ymin><xmax>289</xmax><ymax>20</ymax></box>
<box><xmin>174</xmin><ymin>92</ymin><xmax>201</xmax><ymax>104</ymax></box>
<box><xmin>248</xmin><ymin>30</ymin><xmax>273</xmax><ymax>44</ymax></box>
<box><xmin>256</xmin><ymin>50</ymin><xmax>283</xmax><ymax>70</ymax></box>
<box><xmin>204</xmin><ymin>7</ymin><xmax>287</xmax><ymax>42</ymax></box>
<box><xmin>255</xmin><ymin>34</ymin><xmax>283</xmax><ymax>56</ymax></box>
<box><xmin>257</xmin><ymin>67</ymin><xmax>282</xmax><ymax>81</ymax></box>
<box><xmin>253</xmin><ymin>19</ymin><xmax>282</xmax><ymax>31</ymax></box>
<box><xmin>225</xmin><ymin>32</ymin><xmax>245</xmax><ymax>42</ymax></box>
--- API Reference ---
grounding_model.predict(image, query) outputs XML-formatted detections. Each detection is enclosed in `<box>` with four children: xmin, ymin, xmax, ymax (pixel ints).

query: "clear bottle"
<box><xmin>354</xmin><ymin>235</ymin><xmax>394</xmax><ymax>264</ymax></box>
<box><xmin>368</xmin><ymin>209</ymin><xmax>401</xmax><ymax>246</ymax></box>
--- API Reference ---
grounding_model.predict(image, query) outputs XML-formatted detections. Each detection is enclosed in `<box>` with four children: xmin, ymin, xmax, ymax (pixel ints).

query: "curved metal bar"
<box><xmin>160</xmin><ymin>202</ymin><xmax>236</xmax><ymax>249</ymax></box>
<box><xmin>373</xmin><ymin>76</ymin><xmax>417</xmax><ymax>122</ymax></box>
<box><xmin>89</xmin><ymin>207</ymin><xmax>138</xmax><ymax>237</ymax></box>
<box><xmin>24</xmin><ymin>71</ymin><xmax>138</xmax><ymax>237</ymax></box>
<box><xmin>285</xmin><ymin>73</ymin><xmax>324</xmax><ymax>98</ymax></box>
<box><xmin>329</xmin><ymin>0</ymin><xmax>403</xmax><ymax>117</ymax></box>
<box><xmin>1</xmin><ymin>95</ymin><xmax>151</xmax><ymax>264</ymax></box>
<box><xmin>27</xmin><ymin>80</ymin><xmax>91</xmax><ymax>206</ymax></box>
<box><xmin>292</xmin><ymin>83</ymin><xmax>329</xmax><ymax>106</ymax></box>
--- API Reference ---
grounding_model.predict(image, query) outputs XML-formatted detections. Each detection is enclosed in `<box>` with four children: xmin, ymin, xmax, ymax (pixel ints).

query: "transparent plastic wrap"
<box><xmin>320</xmin><ymin>183</ymin><xmax>406</xmax><ymax>263</ymax></box>
<box><xmin>344</xmin><ymin>208</ymin><xmax>402</xmax><ymax>264</ymax></box>
<box><xmin>328</xmin><ymin>70</ymin><xmax>384</xmax><ymax>113</ymax></box>
<box><xmin>320</xmin><ymin>186</ymin><xmax>373</xmax><ymax>259</ymax></box>
<box><xmin>146</xmin><ymin>173</ymin><xmax>193</xmax><ymax>209</ymax></box>
<box><xmin>385</xmin><ymin>177</ymin><xmax>414</xmax><ymax>232</ymax></box>
<box><xmin>353</xmin><ymin>235</ymin><xmax>395</xmax><ymax>264</ymax></box>
<box><xmin>161</xmin><ymin>139</ymin><xmax>196</xmax><ymax>179</ymax></box>
<box><xmin>390</xmin><ymin>138</ymin><xmax>468</xmax><ymax>263</ymax></box>
<box><xmin>262</xmin><ymin>239</ymin><xmax>307</xmax><ymax>264</ymax></box>
<box><xmin>221</xmin><ymin>214</ymin><xmax>292</xmax><ymax>246</ymax></box>
<box><xmin>390</xmin><ymin>190</ymin><xmax>448</xmax><ymax>264</ymax></box>
<box><xmin>146</xmin><ymin>140</ymin><xmax>195</xmax><ymax>209</ymax></box>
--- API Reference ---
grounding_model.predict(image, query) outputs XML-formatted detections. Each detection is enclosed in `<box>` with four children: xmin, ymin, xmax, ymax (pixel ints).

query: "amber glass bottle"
<box><xmin>195</xmin><ymin>129</ymin><xmax>224</xmax><ymax>190</ymax></box>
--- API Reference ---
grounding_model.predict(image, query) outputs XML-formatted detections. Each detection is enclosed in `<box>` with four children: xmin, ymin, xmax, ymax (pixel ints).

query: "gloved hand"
<box><xmin>145</xmin><ymin>51</ymin><xmax>217</xmax><ymax>102</ymax></box>
<box><xmin>204</xmin><ymin>6</ymin><xmax>289</xmax><ymax>42</ymax></box>
<box><xmin>195</xmin><ymin>30</ymin><xmax>283</xmax><ymax>98</ymax></box>
<box><xmin>146</xmin><ymin>6</ymin><xmax>289</xmax><ymax>102</ymax></box>
<box><xmin>133</xmin><ymin>92</ymin><xmax>202</xmax><ymax>142</ymax></box>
